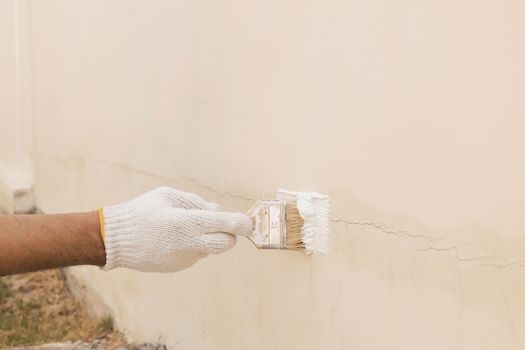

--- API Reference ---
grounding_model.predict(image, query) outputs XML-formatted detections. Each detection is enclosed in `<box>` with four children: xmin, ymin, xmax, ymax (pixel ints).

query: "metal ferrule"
<box><xmin>247</xmin><ymin>199</ymin><xmax>287</xmax><ymax>249</ymax></box>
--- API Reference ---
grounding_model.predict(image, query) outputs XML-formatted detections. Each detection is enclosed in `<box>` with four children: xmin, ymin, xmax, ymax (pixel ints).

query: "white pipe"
<box><xmin>13</xmin><ymin>0</ymin><xmax>21</xmax><ymax>175</ymax></box>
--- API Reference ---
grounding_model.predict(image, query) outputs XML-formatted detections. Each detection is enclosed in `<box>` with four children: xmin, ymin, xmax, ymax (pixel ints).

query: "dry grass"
<box><xmin>0</xmin><ymin>269</ymin><xmax>126</xmax><ymax>349</ymax></box>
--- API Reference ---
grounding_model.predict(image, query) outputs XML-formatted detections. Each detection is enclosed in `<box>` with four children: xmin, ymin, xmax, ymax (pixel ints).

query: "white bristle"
<box><xmin>278</xmin><ymin>189</ymin><xmax>330</xmax><ymax>254</ymax></box>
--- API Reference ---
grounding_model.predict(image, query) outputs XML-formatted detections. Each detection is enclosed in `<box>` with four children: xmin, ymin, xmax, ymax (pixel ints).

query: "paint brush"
<box><xmin>246</xmin><ymin>189</ymin><xmax>330</xmax><ymax>254</ymax></box>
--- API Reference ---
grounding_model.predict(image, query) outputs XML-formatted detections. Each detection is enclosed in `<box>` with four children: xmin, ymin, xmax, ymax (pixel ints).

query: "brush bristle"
<box><xmin>279</xmin><ymin>189</ymin><xmax>331</xmax><ymax>254</ymax></box>
<box><xmin>285</xmin><ymin>202</ymin><xmax>306</xmax><ymax>250</ymax></box>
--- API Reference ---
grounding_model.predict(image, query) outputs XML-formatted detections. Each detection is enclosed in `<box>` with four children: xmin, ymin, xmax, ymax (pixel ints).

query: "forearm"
<box><xmin>0</xmin><ymin>212</ymin><xmax>105</xmax><ymax>276</ymax></box>
<box><xmin>0</xmin><ymin>187</ymin><xmax>251</xmax><ymax>275</ymax></box>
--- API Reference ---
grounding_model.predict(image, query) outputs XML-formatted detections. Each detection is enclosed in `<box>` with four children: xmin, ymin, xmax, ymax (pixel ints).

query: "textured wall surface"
<box><xmin>2</xmin><ymin>0</ymin><xmax>525</xmax><ymax>348</ymax></box>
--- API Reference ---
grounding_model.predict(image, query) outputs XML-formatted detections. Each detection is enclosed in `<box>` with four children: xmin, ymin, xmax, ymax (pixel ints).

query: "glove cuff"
<box><xmin>100</xmin><ymin>203</ymin><xmax>140</xmax><ymax>271</ymax></box>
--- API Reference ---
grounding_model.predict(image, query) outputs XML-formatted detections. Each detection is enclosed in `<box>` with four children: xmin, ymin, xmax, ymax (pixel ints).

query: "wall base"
<box><xmin>0</xmin><ymin>170</ymin><xmax>35</xmax><ymax>214</ymax></box>
<box><xmin>62</xmin><ymin>268</ymin><xmax>113</xmax><ymax>321</ymax></box>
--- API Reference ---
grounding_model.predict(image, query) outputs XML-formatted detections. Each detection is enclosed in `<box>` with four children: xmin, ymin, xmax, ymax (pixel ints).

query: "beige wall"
<box><xmin>2</xmin><ymin>0</ymin><xmax>525</xmax><ymax>348</ymax></box>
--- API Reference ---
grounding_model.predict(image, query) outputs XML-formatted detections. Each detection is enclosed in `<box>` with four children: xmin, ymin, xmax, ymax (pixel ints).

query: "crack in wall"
<box><xmin>413</xmin><ymin>247</ymin><xmax>492</xmax><ymax>262</ymax></box>
<box><xmin>480</xmin><ymin>261</ymin><xmax>525</xmax><ymax>269</ymax></box>
<box><xmin>329</xmin><ymin>216</ymin><xmax>525</xmax><ymax>270</ymax></box>
<box><xmin>329</xmin><ymin>217</ymin><xmax>437</xmax><ymax>241</ymax></box>
<box><xmin>35</xmin><ymin>152</ymin><xmax>525</xmax><ymax>270</ymax></box>
<box><xmin>34</xmin><ymin>153</ymin><xmax>256</xmax><ymax>202</ymax></box>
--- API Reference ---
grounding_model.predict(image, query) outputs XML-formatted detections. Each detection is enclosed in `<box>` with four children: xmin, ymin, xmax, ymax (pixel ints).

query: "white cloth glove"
<box><xmin>100</xmin><ymin>187</ymin><xmax>253</xmax><ymax>272</ymax></box>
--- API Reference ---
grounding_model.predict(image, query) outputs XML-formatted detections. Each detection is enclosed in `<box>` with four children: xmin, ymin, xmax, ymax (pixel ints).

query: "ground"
<box><xmin>0</xmin><ymin>269</ymin><xmax>129</xmax><ymax>349</ymax></box>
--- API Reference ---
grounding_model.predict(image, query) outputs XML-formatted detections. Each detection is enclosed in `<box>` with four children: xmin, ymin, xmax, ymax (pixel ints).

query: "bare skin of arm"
<box><xmin>0</xmin><ymin>212</ymin><xmax>106</xmax><ymax>276</ymax></box>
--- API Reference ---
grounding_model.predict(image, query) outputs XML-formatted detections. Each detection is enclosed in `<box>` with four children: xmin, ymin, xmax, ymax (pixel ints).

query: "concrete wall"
<box><xmin>2</xmin><ymin>0</ymin><xmax>525</xmax><ymax>348</ymax></box>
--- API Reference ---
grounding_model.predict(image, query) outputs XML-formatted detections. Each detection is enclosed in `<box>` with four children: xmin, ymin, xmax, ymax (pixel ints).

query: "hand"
<box><xmin>101</xmin><ymin>187</ymin><xmax>253</xmax><ymax>272</ymax></box>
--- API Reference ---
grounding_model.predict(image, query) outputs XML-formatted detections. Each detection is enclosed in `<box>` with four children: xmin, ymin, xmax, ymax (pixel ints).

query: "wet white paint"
<box><xmin>278</xmin><ymin>189</ymin><xmax>330</xmax><ymax>254</ymax></box>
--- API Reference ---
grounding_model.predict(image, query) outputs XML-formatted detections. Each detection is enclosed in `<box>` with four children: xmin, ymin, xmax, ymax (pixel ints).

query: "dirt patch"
<box><xmin>0</xmin><ymin>269</ymin><xmax>127</xmax><ymax>349</ymax></box>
